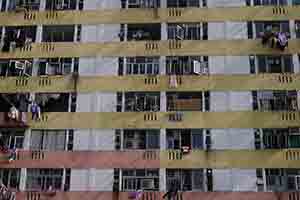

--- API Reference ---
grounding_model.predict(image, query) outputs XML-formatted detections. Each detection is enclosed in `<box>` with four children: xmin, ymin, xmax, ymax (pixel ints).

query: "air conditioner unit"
<box><xmin>141</xmin><ymin>179</ymin><xmax>155</xmax><ymax>190</ymax></box>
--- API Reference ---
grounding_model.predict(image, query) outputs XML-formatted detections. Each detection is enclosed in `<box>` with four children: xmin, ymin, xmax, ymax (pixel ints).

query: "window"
<box><xmin>262</xmin><ymin>128</ymin><xmax>300</xmax><ymax>149</ymax></box>
<box><xmin>30</xmin><ymin>130</ymin><xmax>67</xmax><ymax>151</ymax></box>
<box><xmin>167</xmin><ymin>92</ymin><xmax>204</xmax><ymax>111</ymax></box>
<box><xmin>42</xmin><ymin>25</ymin><xmax>75</xmax><ymax>42</ymax></box>
<box><xmin>256</xmin><ymin>56</ymin><xmax>293</xmax><ymax>73</ymax></box>
<box><xmin>255</xmin><ymin>91</ymin><xmax>298</xmax><ymax>111</ymax></box>
<box><xmin>26</xmin><ymin>169</ymin><xmax>65</xmax><ymax>191</ymax></box>
<box><xmin>123</xmin><ymin>129</ymin><xmax>160</xmax><ymax>149</ymax></box>
<box><xmin>125</xmin><ymin>92</ymin><xmax>160</xmax><ymax>112</ymax></box>
<box><xmin>35</xmin><ymin>93</ymin><xmax>70</xmax><ymax>112</ymax></box>
<box><xmin>0</xmin><ymin>130</ymin><xmax>25</xmax><ymax>149</ymax></box>
<box><xmin>166</xmin><ymin>169</ymin><xmax>204</xmax><ymax>191</ymax></box>
<box><xmin>166</xmin><ymin>129</ymin><xmax>203</xmax><ymax>149</ymax></box>
<box><xmin>266</xmin><ymin>169</ymin><xmax>300</xmax><ymax>191</ymax></box>
<box><xmin>38</xmin><ymin>58</ymin><xmax>72</xmax><ymax>75</ymax></box>
<box><xmin>0</xmin><ymin>169</ymin><xmax>21</xmax><ymax>190</ymax></box>
<box><xmin>8</xmin><ymin>0</ymin><xmax>40</xmax><ymax>11</ymax></box>
<box><xmin>127</xmin><ymin>24</ymin><xmax>161</xmax><ymax>41</ymax></box>
<box><xmin>254</xmin><ymin>21</ymin><xmax>290</xmax><ymax>38</ymax></box>
<box><xmin>294</xmin><ymin>0</ymin><xmax>300</xmax><ymax>5</ymax></box>
<box><xmin>167</xmin><ymin>0</ymin><xmax>200</xmax><ymax>7</ymax></box>
<box><xmin>0</xmin><ymin>93</ymin><xmax>30</xmax><ymax>112</ymax></box>
<box><xmin>45</xmin><ymin>0</ymin><xmax>78</xmax><ymax>10</ymax></box>
<box><xmin>166</xmin><ymin>56</ymin><xmax>208</xmax><ymax>75</ymax></box>
<box><xmin>125</xmin><ymin>57</ymin><xmax>159</xmax><ymax>75</ymax></box>
<box><xmin>0</xmin><ymin>59</ymin><xmax>33</xmax><ymax>77</ymax></box>
<box><xmin>296</xmin><ymin>21</ymin><xmax>300</xmax><ymax>38</ymax></box>
<box><xmin>167</xmin><ymin>23</ymin><xmax>207</xmax><ymax>40</ymax></box>
<box><xmin>122</xmin><ymin>169</ymin><xmax>159</xmax><ymax>191</ymax></box>
<box><xmin>253</xmin><ymin>0</ymin><xmax>287</xmax><ymax>5</ymax></box>
<box><xmin>5</xmin><ymin>26</ymin><xmax>37</xmax><ymax>42</ymax></box>
<box><xmin>127</xmin><ymin>0</ymin><xmax>160</xmax><ymax>8</ymax></box>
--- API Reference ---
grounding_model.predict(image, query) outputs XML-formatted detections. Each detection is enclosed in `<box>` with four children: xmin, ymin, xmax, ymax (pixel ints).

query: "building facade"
<box><xmin>0</xmin><ymin>0</ymin><xmax>300</xmax><ymax>199</ymax></box>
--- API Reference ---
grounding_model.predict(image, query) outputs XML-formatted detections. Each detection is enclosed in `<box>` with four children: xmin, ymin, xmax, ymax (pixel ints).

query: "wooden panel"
<box><xmin>0</xmin><ymin>40</ymin><xmax>299</xmax><ymax>59</ymax></box>
<box><xmin>0</xmin><ymin>6</ymin><xmax>300</xmax><ymax>26</ymax></box>
<box><xmin>1</xmin><ymin>150</ymin><xmax>300</xmax><ymax>169</ymax></box>
<box><xmin>160</xmin><ymin>149</ymin><xmax>300</xmax><ymax>169</ymax></box>
<box><xmin>0</xmin><ymin>111</ymin><xmax>297</xmax><ymax>129</ymax></box>
<box><xmin>1</xmin><ymin>74</ymin><xmax>300</xmax><ymax>93</ymax></box>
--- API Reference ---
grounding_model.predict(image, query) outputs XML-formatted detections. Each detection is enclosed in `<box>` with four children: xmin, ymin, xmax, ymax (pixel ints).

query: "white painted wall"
<box><xmin>70</xmin><ymin>169</ymin><xmax>114</xmax><ymax>191</ymax></box>
<box><xmin>208</xmin><ymin>0</ymin><xmax>257</xmax><ymax>192</ymax></box>
<box><xmin>84</xmin><ymin>0</ymin><xmax>120</xmax><ymax>9</ymax></box>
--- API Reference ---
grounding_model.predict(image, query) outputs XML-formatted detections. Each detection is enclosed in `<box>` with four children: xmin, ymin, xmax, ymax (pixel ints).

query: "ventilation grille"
<box><xmin>143</xmin><ymin>151</ymin><xmax>158</xmax><ymax>160</ymax></box>
<box><xmin>26</xmin><ymin>192</ymin><xmax>41</xmax><ymax>200</ymax></box>
<box><xmin>278</xmin><ymin>74</ymin><xmax>293</xmax><ymax>84</ymax></box>
<box><xmin>168</xmin><ymin>112</ymin><xmax>183</xmax><ymax>122</ymax></box>
<box><xmin>286</xmin><ymin>150</ymin><xmax>300</xmax><ymax>161</ymax></box>
<box><xmin>144</xmin><ymin>113</ymin><xmax>158</xmax><ymax>121</ymax></box>
<box><xmin>38</xmin><ymin>77</ymin><xmax>52</xmax><ymax>86</ymax></box>
<box><xmin>168</xmin><ymin>8</ymin><xmax>182</xmax><ymax>17</ymax></box>
<box><xmin>168</xmin><ymin>150</ymin><xmax>183</xmax><ymax>160</ymax></box>
<box><xmin>145</xmin><ymin>42</ymin><xmax>159</xmax><ymax>51</ymax></box>
<box><xmin>15</xmin><ymin>77</ymin><xmax>29</xmax><ymax>87</ymax></box>
<box><xmin>273</xmin><ymin>7</ymin><xmax>287</xmax><ymax>15</ymax></box>
<box><xmin>169</xmin><ymin>40</ymin><xmax>182</xmax><ymax>50</ymax></box>
<box><xmin>288</xmin><ymin>192</ymin><xmax>300</xmax><ymax>200</ymax></box>
<box><xmin>41</xmin><ymin>43</ymin><xmax>55</xmax><ymax>52</ymax></box>
<box><xmin>24</xmin><ymin>11</ymin><xmax>36</xmax><ymax>20</ymax></box>
<box><xmin>46</xmin><ymin>11</ymin><xmax>59</xmax><ymax>19</ymax></box>
<box><xmin>145</xmin><ymin>76</ymin><xmax>158</xmax><ymax>85</ymax></box>
<box><xmin>281</xmin><ymin>112</ymin><xmax>298</xmax><ymax>121</ymax></box>
<box><xmin>31</xmin><ymin>150</ymin><xmax>45</xmax><ymax>160</ymax></box>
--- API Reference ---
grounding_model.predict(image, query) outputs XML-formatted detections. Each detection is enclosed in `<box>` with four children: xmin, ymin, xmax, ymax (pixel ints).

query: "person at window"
<box><xmin>8</xmin><ymin>148</ymin><xmax>17</xmax><ymax>162</ymax></box>
<box><xmin>2</xmin><ymin>33</ymin><xmax>11</xmax><ymax>52</ymax></box>
<box><xmin>31</xmin><ymin>101</ymin><xmax>41</xmax><ymax>121</ymax></box>
<box><xmin>163</xmin><ymin>182</ymin><xmax>179</xmax><ymax>200</ymax></box>
<box><xmin>8</xmin><ymin>106</ymin><xmax>19</xmax><ymax>121</ymax></box>
<box><xmin>275</xmin><ymin>32</ymin><xmax>288</xmax><ymax>51</ymax></box>
<box><xmin>261</xmin><ymin>26</ymin><xmax>276</xmax><ymax>47</ymax></box>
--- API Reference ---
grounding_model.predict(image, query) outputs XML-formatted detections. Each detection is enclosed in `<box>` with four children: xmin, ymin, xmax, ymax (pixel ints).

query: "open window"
<box><xmin>26</xmin><ymin>169</ymin><xmax>67</xmax><ymax>191</ymax></box>
<box><xmin>0</xmin><ymin>169</ymin><xmax>21</xmax><ymax>190</ymax></box>
<box><xmin>167</xmin><ymin>23</ymin><xmax>207</xmax><ymax>40</ymax></box>
<box><xmin>0</xmin><ymin>93</ymin><xmax>30</xmax><ymax>112</ymax></box>
<box><xmin>167</xmin><ymin>92</ymin><xmax>205</xmax><ymax>111</ymax></box>
<box><xmin>0</xmin><ymin>129</ymin><xmax>25</xmax><ymax>149</ymax></box>
<box><xmin>38</xmin><ymin>58</ymin><xmax>72</xmax><ymax>76</ymax></box>
<box><xmin>166</xmin><ymin>56</ymin><xmax>209</xmax><ymax>75</ymax></box>
<box><xmin>255</xmin><ymin>55</ymin><xmax>293</xmax><ymax>73</ymax></box>
<box><xmin>167</xmin><ymin>0</ymin><xmax>201</xmax><ymax>7</ymax></box>
<box><xmin>166</xmin><ymin>169</ymin><xmax>204</xmax><ymax>191</ymax></box>
<box><xmin>0</xmin><ymin>59</ymin><xmax>33</xmax><ymax>77</ymax></box>
<box><xmin>127</xmin><ymin>24</ymin><xmax>161</xmax><ymax>41</ymax></box>
<box><xmin>8</xmin><ymin>0</ymin><xmax>40</xmax><ymax>11</ymax></box>
<box><xmin>123</xmin><ymin>129</ymin><xmax>160</xmax><ymax>150</ymax></box>
<box><xmin>166</xmin><ymin>129</ymin><xmax>203</xmax><ymax>150</ymax></box>
<box><xmin>255</xmin><ymin>90</ymin><xmax>298</xmax><ymax>111</ymax></box>
<box><xmin>253</xmin><ymin>21</ymin><xmax>290</xmax><ymax>39</ymax></box>
<box><xmin>125</xmin><ymin>0</ymin><xmax>160</xmax><ymax>8</ymax></box>
<box><xmin>45</xmin><ymin>0</ymin><xmax>81</xmax><ymax>10</ymax></box>
<box><xmin>124</xmin><ymin>57</ymin><xmax>160</xmax><ymax>75</ymax></box>
<box><xmin>124</xmin><ymin>92</ymin><xmax>160</xmax><ymax>112</ymax></box>
<box><xmin>42</xmin><ymin>25</ymin><xmax>75</xmax><ymax>42</ymax></box>
<box><xmin>122</xmin><ymin>169</ymin><xmax>159</xmax><ymax>191</ymax></box>
<box><xmin>35</xmin><ymin>93</ymin><xmax>70</xmax><ymax>112</ymax></box>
